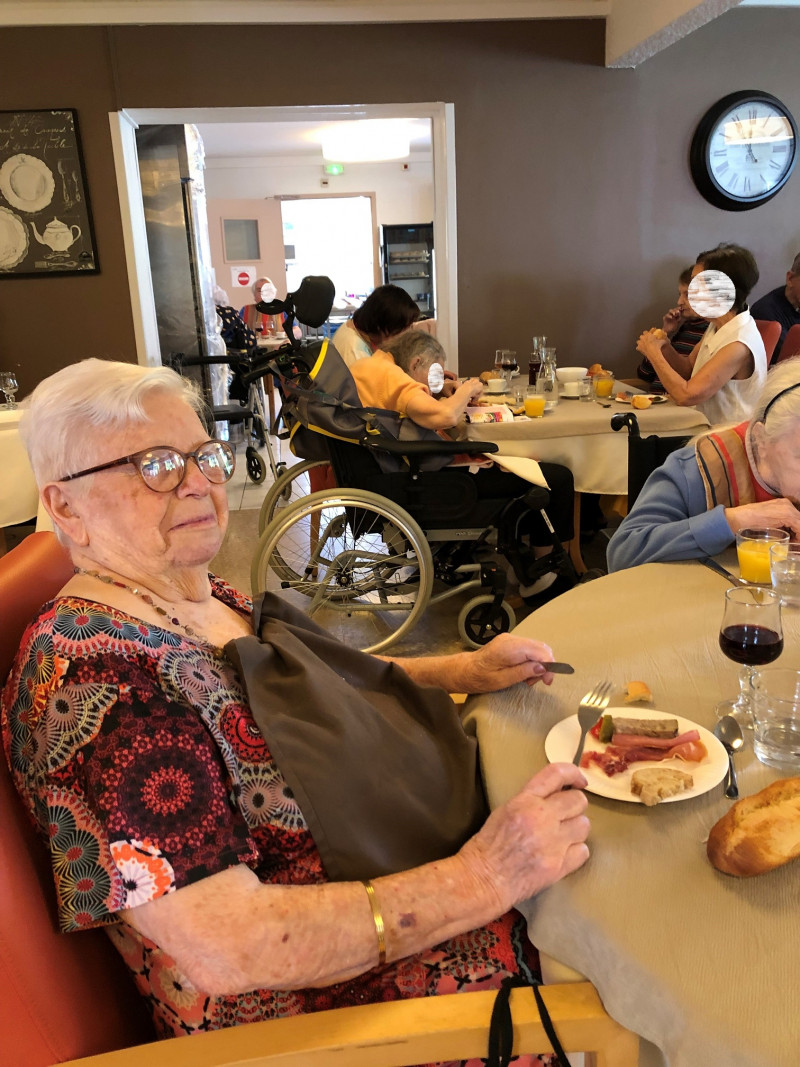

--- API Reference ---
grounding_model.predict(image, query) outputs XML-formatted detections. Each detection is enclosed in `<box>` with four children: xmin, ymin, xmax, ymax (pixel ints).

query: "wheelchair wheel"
<box><xmin>258</xmin><ymin>459</ymin><xmax>331</xmax><ymax>535</ymax></box>
<box><xmin>251</xmin><ymin>489</ymin><xmax>434</xmax><ymax>654</ymax></box>
<box><xmin>245</xmin><ymin>447</ymin><xmax>267</xmax><ymax>484</ymax></box>
<box><xmin>458</xmin><ymin>595</ymin><xmax>516</xmax><ymax>649</ymax></box>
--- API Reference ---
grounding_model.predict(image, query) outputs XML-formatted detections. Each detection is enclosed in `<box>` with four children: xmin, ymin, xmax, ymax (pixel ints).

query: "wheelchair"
<box><xmin>248</xmin><ymin>346</ymin><xmax>579</xmax><ymax>655</ymax></box>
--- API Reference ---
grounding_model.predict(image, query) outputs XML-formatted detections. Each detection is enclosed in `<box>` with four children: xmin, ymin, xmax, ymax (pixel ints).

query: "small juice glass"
<box><xmin>593</xmin><ymin>371</ymin><xmax>614</xmax><ymax>398</ymax></box>
<box><xmin>524</xmin><ymin>391</ymin><xmax>546</xmax><ymax>418</ymax></box>
<box><xmin>736</xmin><ymin>528</ymin><xmax>790</xmax><ymax>584</ymax></box>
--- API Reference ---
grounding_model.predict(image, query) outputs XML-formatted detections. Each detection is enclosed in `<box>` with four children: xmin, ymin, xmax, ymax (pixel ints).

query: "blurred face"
<box><xmin>688</xmin><ymin>264</ymin><xmax>736</xmax><ymax>320</ymax></box>
<box><xmin>57</xmin><ymin>393</ymin><xmax>229</xmax><ymax>578</ymax></box>
<box><xmin>786</xmin><ymin>271</ymin><xmax>800</xmax><ymax>310</ymax></box>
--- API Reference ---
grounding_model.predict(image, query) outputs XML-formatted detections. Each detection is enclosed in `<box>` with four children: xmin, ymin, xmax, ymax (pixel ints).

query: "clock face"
<box><xmin>691</xmin><ymin>91</ymin><xmax>798</xmax><ymax>211</ymax></box>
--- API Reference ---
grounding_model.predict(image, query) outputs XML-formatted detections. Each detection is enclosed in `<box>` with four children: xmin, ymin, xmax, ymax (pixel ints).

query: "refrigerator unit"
<box><xmin>381</xmin><ymin>223</ymin><xmax>434</xmax><ymax>319</ymax></box>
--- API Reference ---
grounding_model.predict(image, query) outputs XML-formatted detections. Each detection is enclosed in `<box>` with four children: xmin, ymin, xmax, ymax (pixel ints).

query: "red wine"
<box><xmin>719</xmin><ymin>624</ymin><xmax>783</xmax><ymax>665</ymax></box>
<box><xmin>528</xmin><ymin>358</ymin><xmax>542</xmax><ymax>385</ymax></box>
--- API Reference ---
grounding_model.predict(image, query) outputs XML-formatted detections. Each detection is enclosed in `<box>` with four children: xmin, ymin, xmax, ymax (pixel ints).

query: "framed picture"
<box><xmin>0</xmin><ymin>108</ymin><xmax>99</xmax><ymax>277</ymax></box>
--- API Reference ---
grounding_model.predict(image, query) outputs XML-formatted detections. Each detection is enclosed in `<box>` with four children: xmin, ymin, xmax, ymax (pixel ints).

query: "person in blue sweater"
<box><xmin>607</xmin><ymin>358</ymin><xmax>800</xmax><ymax>571</ymax></box>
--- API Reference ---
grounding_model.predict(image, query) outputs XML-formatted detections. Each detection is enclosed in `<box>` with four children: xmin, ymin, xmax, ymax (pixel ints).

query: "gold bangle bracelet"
<box><xmin>361</xmin><ymin>879</ymin><xmax>387</xmax><ymax>966</ymax></box>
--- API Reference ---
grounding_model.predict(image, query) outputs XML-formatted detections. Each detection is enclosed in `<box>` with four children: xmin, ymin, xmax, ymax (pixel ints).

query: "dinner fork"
<box><xmin>572</xmin><ymin>681</ymin><xmax>612</xmax><ymax>765</ymax></box>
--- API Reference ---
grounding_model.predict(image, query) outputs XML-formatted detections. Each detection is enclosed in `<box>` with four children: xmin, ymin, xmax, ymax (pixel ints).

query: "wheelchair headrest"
<box><xmin>255</xmin><ymin>276</ymin><xmax>335</xmax><ymax>328</ymax></box>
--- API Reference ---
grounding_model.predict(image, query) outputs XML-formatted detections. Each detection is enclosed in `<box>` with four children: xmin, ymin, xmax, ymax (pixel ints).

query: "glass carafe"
<box><xmin>536</xmin><ymin>347</ymin><xmax>558</xmax><ymax>403</ymax></box>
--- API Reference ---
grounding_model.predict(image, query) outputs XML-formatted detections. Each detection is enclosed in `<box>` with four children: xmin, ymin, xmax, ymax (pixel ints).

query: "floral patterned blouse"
<box><xmin>1</xmin><ymin>577</ymin><xmax>551</xmax><ymax>1064</ymax></box>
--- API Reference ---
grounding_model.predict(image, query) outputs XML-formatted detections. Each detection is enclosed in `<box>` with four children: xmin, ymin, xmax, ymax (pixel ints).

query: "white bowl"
<box><xmin>555</xmin><ymin>366</ymin><xmax>589</xmax><ymax>384</ymax></box>
<box><xmin>486</xmin><ymin>378</ymin><xmax>506</xmax><ymax>392</ymax></box>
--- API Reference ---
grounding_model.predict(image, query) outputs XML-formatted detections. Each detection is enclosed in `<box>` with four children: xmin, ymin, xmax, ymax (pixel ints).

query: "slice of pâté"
<box><xmin>612</xmin><ymin>717</ymin><xmax>678</xmax><ymax>738</ymax></box>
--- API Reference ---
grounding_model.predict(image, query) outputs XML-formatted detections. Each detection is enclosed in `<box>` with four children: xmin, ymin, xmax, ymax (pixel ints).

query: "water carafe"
<box><xmin>536</xmin><ymin>347</ymin><xmax>558</xmax><ymax>404</ymax></box>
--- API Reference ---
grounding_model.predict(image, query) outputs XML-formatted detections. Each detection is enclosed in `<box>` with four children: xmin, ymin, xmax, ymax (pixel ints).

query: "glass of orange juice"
<box><xmin>736</xmin><ymin>528</ymin><xmax>790</xmax><ymax>584</ymax></box>
<box><xmin>524</xmin><ymin>390</ymin><xmax>546</xmax><ymax>418</ymax></box>
<box><xmin>593</xmin><ymin>371</ymin><xmax>615</xmax><ymax>398</ymax></box>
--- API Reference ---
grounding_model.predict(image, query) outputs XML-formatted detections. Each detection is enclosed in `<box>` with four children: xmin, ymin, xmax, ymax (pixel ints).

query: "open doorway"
<box><xmin>110</xmin><ymin>103</ymin><xmax>458</xmax><ymax>367</ymax></box>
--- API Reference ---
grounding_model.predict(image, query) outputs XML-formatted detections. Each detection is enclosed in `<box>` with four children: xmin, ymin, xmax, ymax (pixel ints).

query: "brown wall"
<box><xmin>1</xmin><ymin>12</ymin><xmax>799</xmax><ymax>395</ymax></box>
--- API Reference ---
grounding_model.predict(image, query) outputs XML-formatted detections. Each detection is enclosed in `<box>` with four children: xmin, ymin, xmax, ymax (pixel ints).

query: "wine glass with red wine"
<box><xmin>500</xmin><ymin>350</ymin><xmax>518</xmax><ymax>383</ymax></box>
<box><xmin>718</xmin><ymin>586</ymin><xmax>783</xmax><ymax>728</ymax></box>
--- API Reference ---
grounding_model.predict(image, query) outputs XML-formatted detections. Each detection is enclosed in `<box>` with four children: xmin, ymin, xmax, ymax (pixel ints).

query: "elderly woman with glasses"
<box><xmin>607</xmin><ymin>357</ymin><xmax>800</xmax><ymax>571</ymax></box>
<box><xmin>1</xmin><ymin>358</ymin><xmax>589</xmax><ymax>1053</ymax></box>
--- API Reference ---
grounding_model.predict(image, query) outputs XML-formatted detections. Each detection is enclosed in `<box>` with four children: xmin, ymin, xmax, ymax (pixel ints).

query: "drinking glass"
<box><xmin>524</xmin><ymin>388</ymin><xmax>546</xmax><ymax>418</ymax></box>
<box><xmin>751</xmin><ymin>667</ymin><xmax>800</xmax><ymax>769</ymax></box>
<box><xmin>500</xmin><ymin>350</ymin><xmax>518</xmax><ymax>383</ymax></box>
<box><xmin>0</xmin><ymin>372</ymin><xmax>18</xmax><ymax>409</ymax></box>
<box><xmin>736</xmin><ymin>527</ymin><xmax>790</xmax><ymax>584</ymax></box>
<box><xmin>529</xmin><ymin>336</ymin><xmax>547</xmax><ymax>386</ymax></box>
<box><xmin>770</xmin><ymin>541</ymin><xmax>800</xmax><ymax>608</ymax></box>
<box><xmin>593</xmin><ymin>370</ymin><xmax>614</xmax><ymax>399</ymax></box>
<box><xmin>578</xmin><ymin>376</ymin><xmax>593</xmax><ymax>402</ymax></box>
<box><xmin>717</xmin><ymin>585</ymin><xmax>783</xmax><ymax>728</ymax></box>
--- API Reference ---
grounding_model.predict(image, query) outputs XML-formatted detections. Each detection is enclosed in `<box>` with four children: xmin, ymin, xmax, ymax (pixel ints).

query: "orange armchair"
<box><xmin>754</xmin><ymin>318</ymin><xmax>781</xmax><ymax>366</ymax></box>
<box><xmin>0</xmin><ymin>534</ymin><xmax>638</xmax><ymax>1067</ymax></box>
<box><xmin>777</xmin><ymin>323</ymin><xmax>800</xmax><ymax>363</ymax></box>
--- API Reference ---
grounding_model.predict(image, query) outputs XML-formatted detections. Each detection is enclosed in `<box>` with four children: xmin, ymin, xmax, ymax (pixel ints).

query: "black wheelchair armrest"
<box><xmin>610</xmin><ymin>411</ymin><xmax>641</xmax><ymax>437</ymax></box>
<box><xmin>364</xmin><ymin>439</ymin><xmax>499</xmax><ymax>458</ymax></box>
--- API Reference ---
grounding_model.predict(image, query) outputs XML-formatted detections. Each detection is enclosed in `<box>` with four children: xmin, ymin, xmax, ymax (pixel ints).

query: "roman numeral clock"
<box><xmin>690</xmin><ymin>90</ymin><xmax>797</xmax><ymax>210</ymax></box>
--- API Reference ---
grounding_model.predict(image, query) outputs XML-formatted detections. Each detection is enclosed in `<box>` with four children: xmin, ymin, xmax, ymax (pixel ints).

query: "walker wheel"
<box><xmin>458</xmin><ymin>596</ymin><xmax>516</xmax><ymax>649</ymax></box>
<box><xmin>246</xmin><ymin>448</ymin><xmax>267</xmax><ymax>484</ymax></box>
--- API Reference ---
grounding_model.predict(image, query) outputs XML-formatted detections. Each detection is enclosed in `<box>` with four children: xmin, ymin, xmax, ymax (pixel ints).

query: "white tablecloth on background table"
<box><xmin>463</xmin><ymin>559</ymin><xmax>798</xmax><ymax>1067</ymax></box>
<box><xmin>0</xmin><ymin>408</ymin><xmax>38</xmax><ymax>527</ymax></box>
<box><xmin>466</xmin><ymin>398</ymin><xmax>710</xmax><ymax>494</ymax></box>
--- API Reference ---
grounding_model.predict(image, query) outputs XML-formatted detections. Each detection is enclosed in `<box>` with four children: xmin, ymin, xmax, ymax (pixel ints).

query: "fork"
<box><xmin>572</xmin><ymin>681</ymin><xmax>612</xmax><ymax>765</ymax></box>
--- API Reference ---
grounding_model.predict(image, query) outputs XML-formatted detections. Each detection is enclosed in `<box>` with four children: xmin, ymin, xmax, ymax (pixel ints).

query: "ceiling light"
<box><xmin>321</xmin><ymin>121</ymin><xmax>411</xmax><ymax>163</ymax></box>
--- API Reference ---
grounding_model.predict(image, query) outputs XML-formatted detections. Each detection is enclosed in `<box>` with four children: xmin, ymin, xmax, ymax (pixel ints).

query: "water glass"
<box><xmin>751</xmin><ymin>667</ymin><xmax>800</xmax><ymax>768</ymax></box>
<box><xmin>770</xmin><ymin>541</ymin><xmax>800</xmax><ymax>607</ymax></box>
<box><xmin>736</xmin><ymin>527</ymin><xmax>790</xmax><ymax>584</ymax></box>
<box><xmin>0</xmin><ymin>371</ymin><xmax>18</xmax><ymax>409</ymax></box>
<box><xmin>578</xmin><ymin>376</ymin><xmax>593</xmax><ymax>402</ymax></box>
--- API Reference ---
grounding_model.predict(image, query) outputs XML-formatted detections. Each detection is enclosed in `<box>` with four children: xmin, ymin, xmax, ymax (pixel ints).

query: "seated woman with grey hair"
<box><xmin>351</xmin><ymin>330</ymin><xmax>577</xmax><ymax>600</ymax></box>
<box><xmin>607</xmin><ymin>357</ymin><xmax>800</xmax><ymax>571</ymax></box>
<box><xmin>1</xmin><ymin>358</ymin><xmax>589</xmax><ymax>1050</ymax></box>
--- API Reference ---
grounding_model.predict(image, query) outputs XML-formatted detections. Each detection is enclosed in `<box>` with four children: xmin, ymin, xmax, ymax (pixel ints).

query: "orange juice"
<box><xmin>737</xmin><ymin>540</ymin><xmax>774</xmax><ymax>584</ymax></box>
<box><xmin>594</xmin><ymin>375</ymin><xmax>614</xmax><ymax>398</ymax></box>
<box><xmin>525</xmin><ymin>394</ymin><xmax>546</xmax><ymax>417</ymax></box>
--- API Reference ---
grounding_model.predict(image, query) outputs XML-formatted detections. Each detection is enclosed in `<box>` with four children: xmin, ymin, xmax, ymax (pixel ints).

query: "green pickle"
<box><xmin>598</xmin><ymin>714</ymin><xmax>614</xmax><ymax>744</ymax></box>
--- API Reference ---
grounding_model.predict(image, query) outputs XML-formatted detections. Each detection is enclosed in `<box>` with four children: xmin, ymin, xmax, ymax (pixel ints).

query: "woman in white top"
<box><xmin>636</xmin><ymin>243</ymin><xmax>767</xmax><ymax>426</ymax></box>
<box><xmin>332</xmin><ymin>284</ymin><xmax>420</xmax><ymax>368</ymax></box>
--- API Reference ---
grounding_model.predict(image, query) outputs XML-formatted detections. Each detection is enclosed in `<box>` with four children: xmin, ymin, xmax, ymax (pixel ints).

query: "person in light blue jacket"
<box><xmin>607</xmin><ymin>358</ymin><xmax>800</xmax><ymax>571</ymax></box>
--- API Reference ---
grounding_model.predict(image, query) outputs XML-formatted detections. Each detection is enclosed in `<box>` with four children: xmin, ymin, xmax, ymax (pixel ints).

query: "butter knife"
<box><xmin>542</xmin><ymin>662</ymin><xmax>574</xmax><ymax>674</ymax></box>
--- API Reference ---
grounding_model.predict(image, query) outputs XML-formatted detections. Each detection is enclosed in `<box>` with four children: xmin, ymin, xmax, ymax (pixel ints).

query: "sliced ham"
<box><xmin>581</xmin><ymin>738</ymin><xmax>708</xmax><ymax>777</ymax></box>
<box><xmin>611</xmin><ymin>729</ymin><xmax>699</xmax><ymax>749</ymax></box>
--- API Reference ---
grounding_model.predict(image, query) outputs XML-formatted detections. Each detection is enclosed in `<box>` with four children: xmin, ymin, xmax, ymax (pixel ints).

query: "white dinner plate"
<box><xmin>545</xmin><ymin>707</ymin><xmax>728</xmax><ymax>804</ymax></box>
<box><xmin>0</xmin><ymin>206</ymin><xmax>29</xmax><ymax>269</ymax></box>
<box><xmin>615</xmin><ymin>393</ymin><xmax>668</xmax><ymax>405</ymax></box>
<box><xmin>0</xmin><ymin>154</ymin><xmax>55</xmax><ymax>213</ymax></box>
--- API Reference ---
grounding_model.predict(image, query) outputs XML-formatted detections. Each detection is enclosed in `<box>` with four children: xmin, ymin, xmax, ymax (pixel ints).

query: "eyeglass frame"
<box><xmin>59</xmin><ymin>440</ymin><xmax>237</xmax><ymax>493</ymax></box>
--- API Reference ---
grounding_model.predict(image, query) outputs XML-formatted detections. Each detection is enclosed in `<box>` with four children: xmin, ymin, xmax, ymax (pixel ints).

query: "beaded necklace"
<box><xmin>74</xmin><ymin>567</ymin><xmax>223</xmax><ymax>655</ymax></box>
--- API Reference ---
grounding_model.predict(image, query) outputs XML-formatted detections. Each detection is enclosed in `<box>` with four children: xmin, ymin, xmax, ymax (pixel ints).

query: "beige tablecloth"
<box><xmin>0</xmin><ymin>408</ymin><xmax>38</xmax><ymax>527</ymax></box>
<box><xmin>464</xmin><ymin>560</ymin><xmax>799</xmax><ymax>1067</ymax></box>
<box><xmin>467</xmin><ymin>399</ymin><xmax>710</xmax><ymax>494</ymax></box>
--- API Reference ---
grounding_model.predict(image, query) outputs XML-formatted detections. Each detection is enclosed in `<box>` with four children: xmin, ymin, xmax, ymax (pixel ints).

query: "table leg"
<box><xmin>568</xmin><ymin>494</ymin><xmax>587</xmax><ymax>574</ymax></box>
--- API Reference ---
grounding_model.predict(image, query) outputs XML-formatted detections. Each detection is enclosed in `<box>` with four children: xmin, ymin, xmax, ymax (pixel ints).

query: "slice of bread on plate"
<box><xmin>707</xmin><ymin>777</ymin><xmax>800</xmax><ymax>877</ymax></box>
<box><xmin>631</xmin><ymin>767</ymin><xmax>693</xmax><ymax>806</ymax></box>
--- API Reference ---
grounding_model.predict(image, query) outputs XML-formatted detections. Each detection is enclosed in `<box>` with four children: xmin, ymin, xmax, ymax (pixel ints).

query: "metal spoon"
<box><xmin>714</xmin><ymin>715</ymin><xmax>744</xmax><ymax>799</ymax></box>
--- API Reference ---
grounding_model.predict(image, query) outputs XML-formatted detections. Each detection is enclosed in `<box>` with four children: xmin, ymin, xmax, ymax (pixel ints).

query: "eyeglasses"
<box><xmin>60</xmin><ymin>440</ymin><xmax>236</xmax><ymax>493</ymax></box>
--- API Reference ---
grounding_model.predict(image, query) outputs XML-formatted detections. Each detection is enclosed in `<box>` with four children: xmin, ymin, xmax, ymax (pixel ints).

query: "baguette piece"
<box><xmin>631</xmin><ymin>768</ymin><xmax>693</xmax><ymax>806</ymax></box>
<box><xmin>707</xmin><ymin>777</ymin><xmax>800</xmax><ymax>877</ymax></box>
<box><xmin>624</xmin><ymin>680</ymin><xmax>653</xmax><ymax>704</ymax></box>
<box><xmin>613</xmin><ymin>716</ymin><xmax>678</xmax><ymax>739</ymax></box>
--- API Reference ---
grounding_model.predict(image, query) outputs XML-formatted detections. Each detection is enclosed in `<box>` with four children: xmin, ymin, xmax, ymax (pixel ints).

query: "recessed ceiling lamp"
<box><xmin>320</xmin><ymin>120</ymin><xmax>411</xmax><ymax>163</ymax></box>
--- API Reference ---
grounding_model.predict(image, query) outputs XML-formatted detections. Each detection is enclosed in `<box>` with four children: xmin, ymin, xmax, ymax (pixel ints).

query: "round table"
<box><xmin>0</xmin><ymin>408</ymin><xmax>38</xmax><ymax>530</ymax></box>
<box><xmin>464</xmin><ymin>559</ymin><xmax>799</xmax><ymax>1067</ymax></box>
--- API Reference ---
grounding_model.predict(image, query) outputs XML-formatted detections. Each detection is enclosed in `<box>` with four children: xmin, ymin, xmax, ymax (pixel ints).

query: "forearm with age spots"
<box><xmin>121</xmin><ymin>855</ymin><xmax>499</xmax><ymax>996</ymax></box>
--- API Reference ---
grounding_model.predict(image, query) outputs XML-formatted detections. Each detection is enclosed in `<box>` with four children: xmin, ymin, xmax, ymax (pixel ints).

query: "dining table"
<box><xmin>466</xmin><ymin>390</ymin><xmax>710</xmax><ymax>496</ymax></box>
<box><xmin>0</xmin><ymin>407</ymin><xmax>38</xmax><ymax>546</ymax></box>
<box><xmin>463</xmin><ymin>556</ymin><xmax>799</xmax><ymax>1067</ymax></box>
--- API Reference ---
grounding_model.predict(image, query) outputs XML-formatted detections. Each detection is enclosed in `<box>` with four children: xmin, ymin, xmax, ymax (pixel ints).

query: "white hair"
<box><xmin>20</xmin><ymin>358</ymin><xmax>204</xmax><ymax>487</ymax></box>
<box><xmin>751</xmin><ymin>356</ymin><xmax>800</xmax><ymax>446</ymax></box>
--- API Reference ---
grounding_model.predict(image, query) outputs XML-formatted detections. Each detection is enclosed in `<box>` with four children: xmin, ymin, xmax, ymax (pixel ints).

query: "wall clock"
<box><xmin>690</xmin><ymin>90</ymin><xmax>798</xmax><ymax>211</ymax></box>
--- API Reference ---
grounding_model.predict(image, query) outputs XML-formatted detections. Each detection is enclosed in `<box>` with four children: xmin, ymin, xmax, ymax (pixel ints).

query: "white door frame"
<box><xmin>109</xmin><ymin>103</ymin><xmax>459</xmax><ymax>369</ymax></box>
